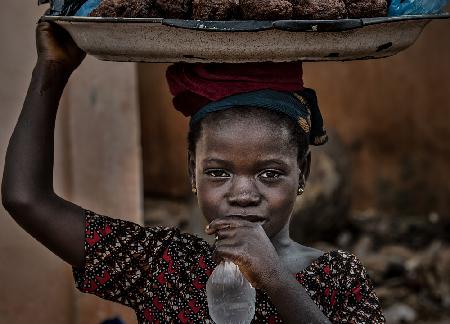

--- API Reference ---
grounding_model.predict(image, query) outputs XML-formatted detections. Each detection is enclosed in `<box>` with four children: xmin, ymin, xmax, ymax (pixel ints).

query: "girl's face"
<box><xmin>189</xmin><ymin>115</ymin><xmax>305</xmax><ymax>239</ymax></box>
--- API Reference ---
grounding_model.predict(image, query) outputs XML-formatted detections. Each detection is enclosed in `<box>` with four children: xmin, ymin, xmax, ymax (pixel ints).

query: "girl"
<box><xmin>2</xmin><ymin>22</ymin><xmax>384</xmax><ymax>323</ymax></box>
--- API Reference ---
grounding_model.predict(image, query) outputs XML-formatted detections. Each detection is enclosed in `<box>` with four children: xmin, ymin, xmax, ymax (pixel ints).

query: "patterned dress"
<box><xmin>73</xmin><ymin>209</ymin><xmax>385</xmax><ymax>323</ymax></box>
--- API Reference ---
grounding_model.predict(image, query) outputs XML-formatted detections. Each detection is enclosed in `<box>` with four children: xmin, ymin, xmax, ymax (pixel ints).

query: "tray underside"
<box><xmin>42</xmin><ymin>14</ymin><xmax>449</xmax><ymax>63</ymax></box>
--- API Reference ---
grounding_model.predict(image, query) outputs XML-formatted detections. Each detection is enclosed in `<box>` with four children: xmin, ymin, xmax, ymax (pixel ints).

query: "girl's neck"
<box><xmin>270</xmin><ymin>222</ymin><xmax>295</xmax><ymax>255</ymax></box>
<box><xmin>269</xmin><ymin>221</ymin><xmax>324</xmax><ymax>274</ymax></box>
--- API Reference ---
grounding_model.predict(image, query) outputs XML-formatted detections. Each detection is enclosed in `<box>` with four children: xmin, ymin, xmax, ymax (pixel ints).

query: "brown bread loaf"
<box><xmin>343</xmin><ymin>0</ymin><xmax>387</xmax><ymax>18</ymax></box>
<box><xmin>240</xmin><ymin>0</ymin><xmax>293</xmax><ymax>20</ymax></box>
<box><xmin>290</xmin><ymin>0</ymin><xmax>347</xmax><ymax>19</ymax></box>
<box><xmin>193</xmin><ymin>0</ymin><xmax>240</xmax><ymax>20</ymax></box>
<box><xmin>154</xmin><ymin>0</ymin><xmax>193</xmax><ymax>18</ymax></box>
<box><xmin>90</xmin><ymin>0</ymin><xmax>158</xmax><ymax>17</ymax></box>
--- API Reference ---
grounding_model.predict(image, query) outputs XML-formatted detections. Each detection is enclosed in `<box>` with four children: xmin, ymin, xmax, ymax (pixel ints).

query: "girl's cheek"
<box><xmin>198</xmin><ymin>192</ymin><xmax>220</xmax><ymax>223</ymax></box>
<box><xmin>268</xmin><ymin>191</ymin><xmax>297</xmax><ymax>220</ymax></box>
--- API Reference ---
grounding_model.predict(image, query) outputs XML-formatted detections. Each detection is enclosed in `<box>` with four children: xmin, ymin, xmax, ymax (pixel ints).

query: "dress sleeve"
<box><xmin>331</xmin><ymin>251</ymin><xmax>385</xmax><ymax>323</ymax></box>
<box><xmin>72</xmin><ymin>209</ymin><xmax>180</xmax><ymax>308</ymax></box>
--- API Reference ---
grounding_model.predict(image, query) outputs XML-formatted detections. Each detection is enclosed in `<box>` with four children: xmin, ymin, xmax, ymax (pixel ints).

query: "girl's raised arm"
<box><xmin>1</xmin><ymin>22</ymin><xmax>87</xmax><ymax>267</ymax></box>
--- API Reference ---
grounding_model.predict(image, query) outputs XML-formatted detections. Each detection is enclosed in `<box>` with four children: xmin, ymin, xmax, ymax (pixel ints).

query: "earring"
<box><xmin>192</xmin><ymin>187</ymin><xmax>197</xmax><ymax>195</ymax></box>
<box><xmin>297</xmin><ymin>187</ymin><xmax>304</xmax><ymax>196</ymax></box>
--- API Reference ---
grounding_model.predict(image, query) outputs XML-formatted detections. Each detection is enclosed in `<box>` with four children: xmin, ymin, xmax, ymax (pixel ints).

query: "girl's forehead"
<box><xmin>203</xmin><ymin>113</ymin><xmax>291</xmax><ymax>138</ymax></box>
<box><xmin>197</xmin><ymin>121</ymin><xmax>297</xmax><ymax>163</ymax></box>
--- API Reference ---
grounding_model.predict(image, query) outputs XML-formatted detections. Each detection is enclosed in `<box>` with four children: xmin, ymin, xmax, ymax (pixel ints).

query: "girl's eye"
<box><xmin>259</xmin><ymin>170</ymin><xmax>282</xmax><ymax>179</ymax></box>
<box><xmin>205</xmin><ymin>170</ymin><xmax>230</xmax><ymax>178</ymax></box>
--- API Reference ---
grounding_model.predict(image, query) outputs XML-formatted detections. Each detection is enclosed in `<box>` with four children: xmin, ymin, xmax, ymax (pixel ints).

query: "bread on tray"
<box><xmin>89</xmin><ymin>0</ymin><xmax>388</xmax><ymax>20</ymax></box>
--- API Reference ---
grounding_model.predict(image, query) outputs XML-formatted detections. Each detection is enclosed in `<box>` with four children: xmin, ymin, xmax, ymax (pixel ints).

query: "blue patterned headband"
<box><xmin>190</xmin><ymin>88</ymin><xmax>328</xmax><ymax>146</ymax></box>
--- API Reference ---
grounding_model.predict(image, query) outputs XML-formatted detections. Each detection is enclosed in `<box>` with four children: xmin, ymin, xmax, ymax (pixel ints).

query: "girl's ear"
<box><xmin>187</xmin><ymin>151</ymin><xmax>196</xmax><ymax>189</ymax></box>
<box><xmin>299</xmin><ymin>151</ymin><xmax>311</xmax><ymax>189</ymax></box>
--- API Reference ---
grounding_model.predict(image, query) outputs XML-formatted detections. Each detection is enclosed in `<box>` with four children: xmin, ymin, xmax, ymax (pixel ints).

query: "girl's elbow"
<box><xmin>1</xmin><ymin>191</ymin><xmax>39</xmax><ymax>215</ymax></box>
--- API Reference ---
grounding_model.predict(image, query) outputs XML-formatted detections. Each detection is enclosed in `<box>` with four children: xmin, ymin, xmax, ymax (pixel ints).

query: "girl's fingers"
<box><xmin>36</xmin><ymin>21</ymin><xmax>51</xmax><ymax>33</ymax></box>
<box><xmin>205</xmin><ymin>216</ymin><xmax>253</xmax><ymax>234</ymax></box>
<box><xmin>213</xmin><ymin>242</ymin><xmax>242</xmax><ymax>264</ymax></box>
<box><xmin>205</xmin><ymin>223</ymin><xmax>231</xmax><ymax>234</ymax></box>
<box><xmin>214</xmin><ymin>228</ymin><xmax>236</xmax><ymax>240</ymax></box>
<box><xmin>36</xmin><ymin>21</ymin><xmax>85</xmax><ymax>72</ymax></box>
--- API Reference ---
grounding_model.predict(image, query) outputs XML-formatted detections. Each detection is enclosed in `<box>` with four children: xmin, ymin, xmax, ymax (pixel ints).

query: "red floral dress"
<box><xmin>73</xmin><ymin>209</ymin><xmax>385</xmax><ymax>323</ymax></box>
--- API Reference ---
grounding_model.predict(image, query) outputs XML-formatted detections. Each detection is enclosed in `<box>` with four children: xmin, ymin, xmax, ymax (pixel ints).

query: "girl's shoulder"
<box><xmin>300</xmin><ymin>249</ymin><xmax>368</xmax><ymax>278</ymax></box>
<box><xmin>297</xmin><ymin>248</ymin><xmax>376</xmax><ymax>301</ymax></box>
<box><xmin>297</xmin><ymin>249</ymin><xmax>383</xmax><ymax>321</ymax></box>
<box><xmin>281</xmin><ymin>243</ymin><xmax>362</xmax><ymax>275</ymax></box>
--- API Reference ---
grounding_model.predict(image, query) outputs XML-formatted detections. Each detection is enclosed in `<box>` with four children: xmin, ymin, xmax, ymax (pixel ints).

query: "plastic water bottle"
<box><xmin>206</xmin><ymin>261</ymin><xmax>256</xmax><ymax>324</ymax></box>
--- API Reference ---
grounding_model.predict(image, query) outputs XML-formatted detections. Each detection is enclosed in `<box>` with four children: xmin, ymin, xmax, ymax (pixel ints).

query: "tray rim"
<box><xmin>40</xmin><ymin>13</ymin><xmax>449</xmax><ymax>33</ymax></box>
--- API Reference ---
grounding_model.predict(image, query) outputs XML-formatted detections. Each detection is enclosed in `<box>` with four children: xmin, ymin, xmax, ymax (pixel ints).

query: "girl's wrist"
<box><xmin>259</xmin><ymin>264</ymin><xmax>294</xmax><ymax>292</ymax></box>
<box><xmin>35</xmin><ymin>59</ymin><xmax>73</xmax><ymax>79</ymax></box>
<box><xmin>33</xmin><ymin>59</ymin><xmax>72</xmax><ymax>91</ymax></box>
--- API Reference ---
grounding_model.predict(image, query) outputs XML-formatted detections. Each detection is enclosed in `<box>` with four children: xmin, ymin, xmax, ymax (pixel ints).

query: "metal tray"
<box><xmin>41</xmin><ymin>14</ymin><xmax>449</xmax><ymax>63</ymax></box>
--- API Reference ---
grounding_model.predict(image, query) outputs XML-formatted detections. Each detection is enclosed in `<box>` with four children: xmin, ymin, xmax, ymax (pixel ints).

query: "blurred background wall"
<box><xmin>0</xmin><ymin>3</ymin><xmax>75</xmax><ymax>324</ymax></box>
<box><xmin>305</xmin><ymin>20</ymin><xmax>450</xmax><ymax>217</ymax></box>
<box><xmin>0</xmin><ymin>1</ymin><xmax>449</xmax><ymax>324</ymax></box>
<box><xmin>0</xmin><ymin>2</ymin><xmax>142</xmax><ymax>324</ymax></box>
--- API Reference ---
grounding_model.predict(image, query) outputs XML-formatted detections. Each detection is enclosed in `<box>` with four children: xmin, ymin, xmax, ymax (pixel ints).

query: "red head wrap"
<box><xmin>166</xmin><ymin>62</ymin><xmax>304</xmax><ymax>117</ymax></box>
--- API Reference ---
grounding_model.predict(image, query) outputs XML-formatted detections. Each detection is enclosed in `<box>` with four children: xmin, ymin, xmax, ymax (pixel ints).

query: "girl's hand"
<box><xmin>206</xmin><ymin>217</ymin><xmax>287</xmax><ymax>289</ymax></box>
<box><xmin>36</xmin><ymin>21</ymin><xmax>86</xmax><ymax>73</ymax></box>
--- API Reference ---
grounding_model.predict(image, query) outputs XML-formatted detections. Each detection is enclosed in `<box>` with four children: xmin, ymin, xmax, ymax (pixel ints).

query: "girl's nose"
<box><xmin>227</xmin><ymin>177</ymin><xmax>261</xmax><ymax>207</ymax></box>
